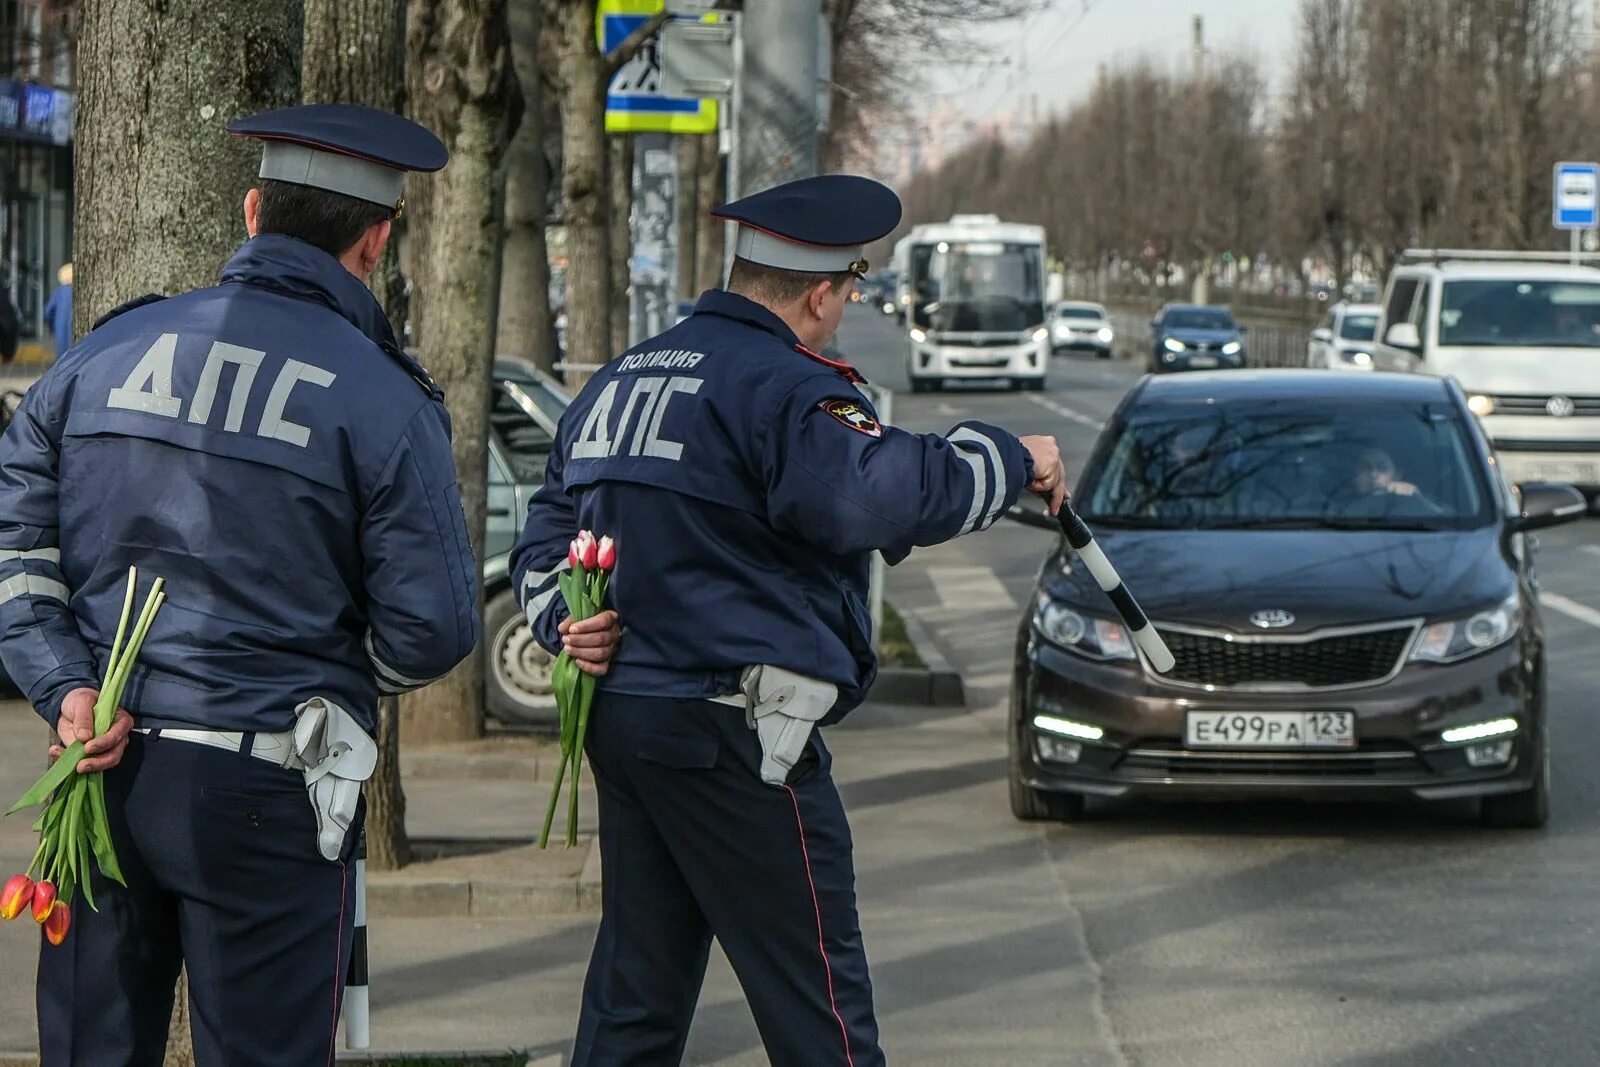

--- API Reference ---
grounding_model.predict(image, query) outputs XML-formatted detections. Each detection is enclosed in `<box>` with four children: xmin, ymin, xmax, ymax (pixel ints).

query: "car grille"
<box><xmin>938</xmin><ymin>335</ymin><xmax>1025</xmax><ymax>348</ymax></box>
<box><xmin>1489</xmin><ymin>394</ymin><xmax>1600</xmax><ymax>416</ymax></box>
<box><xmin>1118</xmin><ymin>741</ymin><xmax>1423</xmax><ymax>779</ymax></box>
<box><xmin>1158</xmin><ymin>624</ymin><xmax>1415</xmax><ymax>689</ymax></box>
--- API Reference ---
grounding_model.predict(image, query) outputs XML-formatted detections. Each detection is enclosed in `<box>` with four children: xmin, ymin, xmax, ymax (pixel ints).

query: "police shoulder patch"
<box><xmin>819</xmin><ymin>398</ymin><xmax>882</xmax><ymax>438</ymax></box>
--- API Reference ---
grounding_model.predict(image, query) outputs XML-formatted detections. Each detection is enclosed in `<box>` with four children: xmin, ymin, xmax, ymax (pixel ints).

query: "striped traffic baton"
<box><xmin>1056</xmin><ymin>503</ymin><xmax>1176</xmax><ymax>673</ymax></box>
<box><xmin>344</xmin><ymin>829</ymin><xmax>370</xmax><ymax>1049</ymax></box>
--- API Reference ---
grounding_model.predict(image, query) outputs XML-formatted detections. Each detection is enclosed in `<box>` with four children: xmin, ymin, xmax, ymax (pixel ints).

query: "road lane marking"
<box><xmin>1024</xmin><ymin>392</ymin><xmax>1106</xmax><ymax>430</ymax></box>
<box><xmin>927</xmin><ymin>566</ymin><xmax>1018</xmax><ymax>611</ymax></box>
<box><xmin>1581</xmin><ymin>544</ymin><xmax>1600</xmax><ymax>560</ymax></box>
<box><xmin>1542</xmin><ymin>591</ymin><xmax>1600</xmax><ymax>629</ymax></box>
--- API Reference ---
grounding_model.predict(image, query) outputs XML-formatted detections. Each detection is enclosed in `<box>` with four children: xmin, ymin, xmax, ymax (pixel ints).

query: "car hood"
<box><xmin>1164</xmin><ymin>328</ymin><xmax>1239</xmax><ymax>344</ymax></box>
<box><xmin>1430</xmin><ymin>346</ymin><xmax>1600</xmax><ymax>394</ymax></box>
<box><xmin>1042</xmin><ymin>527</ymin><xmax>1511</xmax><ymax>633</ymax></box>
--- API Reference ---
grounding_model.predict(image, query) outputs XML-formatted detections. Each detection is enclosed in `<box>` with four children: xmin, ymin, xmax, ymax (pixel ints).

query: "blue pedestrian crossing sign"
<box><xmin>1553</xmin><ymin>162</ymin><xmax>1599</xmax><ymax>230</ymax></box>
<box><xmin>597</xmin><ymin>0</ymin><xmax>720</xmax><ymax>135</ymax></box>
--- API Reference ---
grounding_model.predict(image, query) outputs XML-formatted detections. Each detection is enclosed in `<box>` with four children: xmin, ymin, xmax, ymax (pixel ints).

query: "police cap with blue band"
<box><xmin>227</xmin><ymin>103</ymin><xmax>449</xmax><ymax>216</ymax></box>
<box><xmin>713</xmin><ymin>174</ymin><xmax>902</xmax><ymax>277</ymax></box>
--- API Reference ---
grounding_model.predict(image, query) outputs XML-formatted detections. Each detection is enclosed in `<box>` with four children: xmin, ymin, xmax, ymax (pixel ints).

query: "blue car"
<box><xmin>1149</xmin><ymin>304</ymin><xmax>1247</xmax><ymax>373</ymax></box>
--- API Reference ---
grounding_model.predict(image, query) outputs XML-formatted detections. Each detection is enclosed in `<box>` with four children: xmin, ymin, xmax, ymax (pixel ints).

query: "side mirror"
<box><xmin>1508</xmin><ymin>482</ymin><xmax>1588</xmax><ymax>532</ymax></box>
<box><xmin>1004</xmin><ymin>502</ymin><xmax>1063</xmax><ymax>532</ymax></box>
<box><xmin>1385</xmin><ymin>322</ymin><xmax>1421</xmax><ymax>349</ymax></box>
<box><xmin>1150</xmin><ymin>318</ymin><xmax>1161</xmax><ymax>329</ymax></box>
<box><xmin>1311</xmin><ymin>328</ymin><xmax>1333</xmax><ymax>343</ymax></box>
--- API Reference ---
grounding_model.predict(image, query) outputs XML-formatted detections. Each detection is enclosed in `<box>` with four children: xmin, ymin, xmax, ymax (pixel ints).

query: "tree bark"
<box><xmin>694</xmin><ymin>136</ymin><xmax>725</xmax><ymax>292</ymax></box>
<box><xmin>302</xmin><ymin>0</ymin><xmax>413</xmax><ymax>873</ymax></box>
<box><xmin>497</xmin><ymin>0</ymin><xmax>558</xmax><ymax>374</ymax></box>
<box><xmin>609</xmin><ymin>134</ymin><xmax>634</xmax><ymax>355</ymax></box>
<box><xmin>74</xmin><ymin>7</ymin><xmax>302</xmax><ymax>1062</ymax></box>
<box><xmin>676</xmin><ymin>135</ymin><xmax>701</xmax><ymax>302</ymax></box>
<box><xmin>400</xmin><ymin>0</ymin><xmax>511</xmax><ymax>745</ymax></box>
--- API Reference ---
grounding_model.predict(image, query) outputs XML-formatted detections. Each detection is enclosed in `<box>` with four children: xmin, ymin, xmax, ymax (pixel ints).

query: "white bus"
<box><xmin>901</xmin><ymin>215</ymin><xmax>1050</xmax><ymax>392</ymax></box>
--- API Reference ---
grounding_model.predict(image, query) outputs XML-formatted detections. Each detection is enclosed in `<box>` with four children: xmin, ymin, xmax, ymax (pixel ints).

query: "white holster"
<box><xmin>291</xmin><ymin>697</ymin><xmax>379</xmax><ymax>862</ymax></box>
<box><xmin>739</xmin><ymin>665</ymin><xmax>838</xmax><ymax>787</ymax></box>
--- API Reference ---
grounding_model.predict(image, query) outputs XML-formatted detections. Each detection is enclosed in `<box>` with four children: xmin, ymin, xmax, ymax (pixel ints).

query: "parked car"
<box><xmin>1051</xmin><ymin>301</ymin><xmax>1115</xmax><ymax>357</ymax></box>
<box><xmin>1307</xmin><ymin>302</ymin><xmax>1381</xmax><ymax>370</ymax></box>
<box><xmin>1148</xmin><ymin>304</ymin><xmax>1247</xmax><ymax>373</ymax></box>
<box><xmin>1371</xmin><ymin>249</ymin><xmax>1600</xmax><ymax>495</ymax></box>
<box><xmin>1009</xmin><ymin>369</ymin><xmax>1584</xmax><ymax>828</ymax></box>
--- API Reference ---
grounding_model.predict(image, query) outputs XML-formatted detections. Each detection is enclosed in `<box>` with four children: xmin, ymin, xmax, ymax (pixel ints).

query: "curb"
<box><xmin>366</xmin><ymin>837</ymin><xmax>601</xmax><ymax>919</ymax></box>
<box><xmin>868</xmin><ymin>609</ymin><xmax>965</xmax><ymax>707</ymax></box>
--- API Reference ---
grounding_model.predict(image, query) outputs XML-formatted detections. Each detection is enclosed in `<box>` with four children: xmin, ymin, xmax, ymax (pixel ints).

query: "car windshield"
<box><xmin>490</xmin><ymin>383</ymin><xmax>557</xmax><ymax>484</ymax></box>
<box><xmin>1339</xmin><ymin>313</ymin><xmax>1379</xmax><ymax>341</ymax></box>
<box><xmin>1058</xmin><ymin>306</ymin><xmax>1103</xmax><ymax>320</ymax></box>
<box><xmin>1165</xmin><ymin>309</ymin><xmax>1235</xmax><ymax>331</ymax></box>
<box><xmin>911</xmin><ymin>242</ymin><xmax>1045</xmax><ymax>332</ymax></box>
<box><xmin>1439</xmin><ymin>279</ymin><xmax>1600</xmax><ymax>347</ymax></box>
<box><xmin>1079</xmin><ymin>399</ymin><xmax>1491</xmax><ymax>531</ymax></box>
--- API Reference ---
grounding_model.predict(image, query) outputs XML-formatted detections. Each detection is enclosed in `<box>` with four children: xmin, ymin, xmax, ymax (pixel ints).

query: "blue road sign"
<box><xmin>1554</xmin><ymin>162</ymin><xmax>1599</xmax><ymax>230</ymax></box>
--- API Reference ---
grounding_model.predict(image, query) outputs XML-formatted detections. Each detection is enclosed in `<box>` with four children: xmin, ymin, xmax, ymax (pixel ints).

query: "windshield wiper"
<box><xmin>1208</xmin><ymin>516</ymin><xmax>1446</xmax><ymax>532</ymax></box>
<box><xmin>1074</xmin><ymin>515</ymin><xmax>1181</xmax><ymax>529</ymax></box>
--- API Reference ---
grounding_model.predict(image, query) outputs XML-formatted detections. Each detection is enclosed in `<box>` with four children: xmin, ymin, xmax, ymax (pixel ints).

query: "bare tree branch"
<box><xmin>604</xmin><ymin>9</ymin><xmax>670</xmax><ymax>80</ymax></box>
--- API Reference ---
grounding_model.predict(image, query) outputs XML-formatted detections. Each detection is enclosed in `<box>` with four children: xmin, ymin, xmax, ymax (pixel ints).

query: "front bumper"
<box><xmin>911</xmin><ymin>339</ymin><xmax>1049</xmax><ymax>380</ymax></box>
<box><xmin>1015</xmin><ymin>635</ymin><xmax>1541</xmax><ymax>802</ymax></box>
<box><xmin>1156</xmin><ymin>350</ymin><xmax>1245</xmax><ymax>372</ymax></box>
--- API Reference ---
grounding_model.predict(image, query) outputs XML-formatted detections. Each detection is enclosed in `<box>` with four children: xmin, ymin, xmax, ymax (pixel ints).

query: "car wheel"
<box><xmin>1481</xmin><ymin>736</ymin><xmax>1549</xmax><ymax>829</ymax></box>
<box><xmin>1095</xmin><ymin>348</ymin><xmax>1111</xmax><ymax>359</ymax></box>
<box><xmin>484</xmin><ymin>588</ymin><xmax>557</xmax><ymax>726</ymax></box>
<box><xmin>1007</xmin><ymin>699</ymin><xmax>1088</xmax><ymax>821</ymax></box>
<box><xmin>1026</xmin><ymin>378</ymin><xmax>1046</xmax><ymax>392</ymax></box>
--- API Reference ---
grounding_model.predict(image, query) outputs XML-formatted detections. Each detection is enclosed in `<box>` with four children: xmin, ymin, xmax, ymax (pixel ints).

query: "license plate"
<box><xmin>1185</xmin><ymin>711</ymin><xmax>1356</xmax><ymax>749</ymax></box>
<box><xmin>1528</xmin><ymin>460</ymin><xmax>1598</xmax><ymax>484</ymax></box>
<box><xmin>1187</xmin><ymin>355</ymin><xmax>1218</xmax><ymax>367</ymax></box>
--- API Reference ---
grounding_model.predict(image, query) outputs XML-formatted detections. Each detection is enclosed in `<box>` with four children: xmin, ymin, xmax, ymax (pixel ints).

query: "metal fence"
<box><xmin>1107</xmin><ymin>308</ymin><xmax>1312</xmax><ymax>370</ymax></box>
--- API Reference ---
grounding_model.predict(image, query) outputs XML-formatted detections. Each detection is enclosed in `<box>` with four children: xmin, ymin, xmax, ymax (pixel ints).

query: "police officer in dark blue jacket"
<box><xmin>511</xmin><ymin>174</ymin><xmax>1067</xmax><ymax>1066</ymax></box>
<box><xmin>0</xmin><ymin>104</ymin><xmax>479</xmax><ymax>1065</ymax></box>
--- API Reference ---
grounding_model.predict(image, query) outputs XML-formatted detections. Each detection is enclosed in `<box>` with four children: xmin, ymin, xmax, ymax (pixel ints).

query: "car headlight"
<box><xmin>1222</xmin><ymin>341</ymin><xmax>1242</xmax><ymax>356</ymax></box>
<box><xmin>1097</xmin><ymin>327</ymin><xmax>1114</xmax><ymax>342</ymax></box>
<box><xmin>1163</xmin><ymin>337</ymin><xmax>1186</xmax><ymax>353</ymax></box>
<box><xmin>1033</xmin><ymin>594</ymin><xmax>1136</xmax><ymax>661</ymax></box>
<box><xmin>1409</xmin><ymin>594</ymin><xmax>1521</xmax><ymax>663</ymax></box>
<box><xmin>909</xmin><ymin>327</ymin><xmax>927</xmax><ymax>343</ymax></box>
<box><xmin>1343</xmin><ymin>350</ymin><xmax>1373</xmax><ymax>367</ymax></box>
<box><xmin>1467</xmin><ymin>394</ymin><xmax>1496</xmax><ymax>417</ymax></box>
<box><xmin>1032</xmin><ymin>326</ymin><xmax>1050</xmax><ymax>343</ymax></box>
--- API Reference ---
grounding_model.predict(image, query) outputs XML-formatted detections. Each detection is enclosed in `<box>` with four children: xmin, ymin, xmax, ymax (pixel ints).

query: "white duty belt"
<box><xmin>134</xmin><ymin>695</ymin><xmax>378</xmax><ymax>861</ymax></box>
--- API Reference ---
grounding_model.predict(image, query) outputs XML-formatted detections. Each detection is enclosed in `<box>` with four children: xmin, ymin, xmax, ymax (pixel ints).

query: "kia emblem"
<box><xmin>1547</xmin><ymin>395</ymin><xmax>1576</xmax><ymax>418</ymax></box>
<box><xmin>1250</xmin><ymin>609</ymin><xmax>1295</xmax><ymax>629</ymax></box>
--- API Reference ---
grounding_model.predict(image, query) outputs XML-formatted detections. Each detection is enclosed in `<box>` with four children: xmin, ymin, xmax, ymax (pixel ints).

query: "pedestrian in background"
<box><xmin>42</xmin><ymin>261</ymin><xmax>71</xmax><ymax>359</ymax></box>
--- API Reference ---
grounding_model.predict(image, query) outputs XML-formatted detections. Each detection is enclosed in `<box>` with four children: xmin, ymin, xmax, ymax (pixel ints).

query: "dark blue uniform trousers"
<box><xmin>573</xmin><ymin>692</ymin><xmax>884</xmax><ymax>1067</ymax></box>
<box><xmin>36</xmin><ymin>730</ymin><xmax>358</xmax><ymax>1066</ymax></box>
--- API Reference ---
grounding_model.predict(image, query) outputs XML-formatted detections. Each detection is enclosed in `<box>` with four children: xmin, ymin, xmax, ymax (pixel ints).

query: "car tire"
<box><xmin>1481</xmin><ymin>736</ymin><xmax>1549</xmax><ymax>829</ymax></box>
<box><xmin>484</xmin><ymin>588</ymin><xmax>558</xmax><ymax>726</ymax></box>
<box><xmin>1007</xmin><ymin>705</ymin><xmax>1089</xmax><ymax>822</ymax></box>
<box><xmin>1096</xmin><ymin>348</ymin><xmax>1111</xmax><ymax>359</ymax></box>
<box><xmin>1026</xmin><ymin>378</ymin><xmax>1046</xmax><ymax>392</ymax></box>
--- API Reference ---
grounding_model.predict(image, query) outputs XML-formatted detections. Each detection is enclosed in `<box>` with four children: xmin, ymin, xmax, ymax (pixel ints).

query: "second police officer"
<box><xmin>512</xmin><ymin>174</ymin><xmax>1068</xmax><ymax>1066</ymax></box>
<box><xmin>0</xmin><ymin>104</ymin><xmax>479</xmax><ymax>1065</ymax></box>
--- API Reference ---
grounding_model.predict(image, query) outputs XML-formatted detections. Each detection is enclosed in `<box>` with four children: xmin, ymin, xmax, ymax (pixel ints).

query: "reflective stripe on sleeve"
<box><xmin>948</xmin><ymin>427</ymin><xmax>1008</xmax><ymax>534</ymax></box>
<box><xmin>0</xmin><ymin>548</ymin><xmax>61</xmax><ymax>565</ymax></box>
<box><xmin>520</xmin><ymin>559</ymin><xmax>571</xmax><ymax>619</ymax></box>
<box><xmin>363</xmin><ymin>631</ymin><xmax>444</xmax><ymax>692</ymax></box>
<box><xmin>0</xmin><ymin>573</ymin><xmax>70</xmax><ymax>608</ymax></box>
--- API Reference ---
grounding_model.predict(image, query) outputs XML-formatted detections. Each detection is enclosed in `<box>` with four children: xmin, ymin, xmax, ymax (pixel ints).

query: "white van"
<box><xmin>1372</xmin><ymin>249</ymin><xmax>1600</xmax><ymax>490</ymax></box>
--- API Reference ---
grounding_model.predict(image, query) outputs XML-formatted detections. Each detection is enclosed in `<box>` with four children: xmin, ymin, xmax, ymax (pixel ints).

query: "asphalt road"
<box><xmin>825</xmin><ymin>304</ymin><xmax>1600</xmax><ymax>1066</ymax></box>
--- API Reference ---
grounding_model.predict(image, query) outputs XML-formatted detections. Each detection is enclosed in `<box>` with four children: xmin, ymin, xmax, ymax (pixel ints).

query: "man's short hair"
<box><xmin>727</xmin><ymin>257</ymin><xmax>855</xmax><ymax>307</ymax></box>
<box><xmin>255</xmin><ymin>179</ymin><xmax>394</xmax><ymax>259</ymax></box>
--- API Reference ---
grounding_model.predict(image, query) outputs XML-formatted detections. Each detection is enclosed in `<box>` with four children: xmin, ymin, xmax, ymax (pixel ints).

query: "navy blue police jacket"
<box><xmin>0</xmin><ymin>234</ymin><xmax>479</xmax><ymax>734</ymax></box>
<box><xmin>510</xmin><ymin>289</ymin><xmax>1030</xmax><ymax>722</ymax></box>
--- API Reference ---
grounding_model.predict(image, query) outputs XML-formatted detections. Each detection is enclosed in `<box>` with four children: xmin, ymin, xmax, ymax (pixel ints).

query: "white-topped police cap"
<box><xmin>227</xmin><ymin>103</ymin><xmax>449</xmax><ymax>213</ymax></box>
<box><xmin>713</xmin><ymin>174</ymin><xmax>902</xmax><ymax>276</ymax></box>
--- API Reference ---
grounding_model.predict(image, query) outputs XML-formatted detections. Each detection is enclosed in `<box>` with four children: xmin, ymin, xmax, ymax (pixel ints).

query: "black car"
<box><xmin>1150</xmin><ymin>303</ymin><xmax>1247</xmax><ymax>372</ymax></box>
<box><xmin>1010</xmin><ymin>370</ymin><xmax>1585</xmax><ymax>828</ymax></box>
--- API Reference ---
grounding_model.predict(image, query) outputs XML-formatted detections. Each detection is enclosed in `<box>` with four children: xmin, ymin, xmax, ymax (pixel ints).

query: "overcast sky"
<box><xmin>943</xmin><ymin>0</ymin><xmax>1305</xmax><ymax>126</ymax></box>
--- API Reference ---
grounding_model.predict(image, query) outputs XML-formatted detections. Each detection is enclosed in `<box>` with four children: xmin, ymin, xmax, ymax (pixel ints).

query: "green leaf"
<box><xmin>77</xmin><ymin>834</ymin><xmax>95</xmax><ymax>912</ymax></box>
<box><xmin>6</xmin><ymin>742</ymin><xmax>86</xmax><ymax>815</ymax></box>
<box><xmin>87</xmin><ymin>774</ymin><xmax>124</xmax><ymax>887</ymax></box>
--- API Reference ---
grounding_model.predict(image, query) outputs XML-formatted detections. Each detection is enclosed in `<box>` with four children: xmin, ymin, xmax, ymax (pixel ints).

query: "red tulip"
<box><xmin>580</xmin><ymin>536</ymin><xmax>599</xmax><ymax>570</ymax></box>
<box><xmin>30</xmin><ymin>880</ymin><xmax>55</xmax><ymax>924</ymax></box>
<box><xmin>567</xmin><ymin>540</ymin><xmax>581</xmax><ymax>570</ymax></box>
<box><xmin>43</xmin><ymin>901</ymin><xmax>69</xmax><ymax>946</ymax></box>
<box><xmin>0</xmin><ymin>874</ymin><xmax>31</xmax><ymax>921</ymax></box>
<box><xmin>596</xmin><ymin>536</ymin><xmax>616</xmax><ymax>572</ymax></box>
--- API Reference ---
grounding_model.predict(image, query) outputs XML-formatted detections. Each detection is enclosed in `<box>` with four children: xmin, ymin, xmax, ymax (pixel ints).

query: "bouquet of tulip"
<box><xmin>2</xmin><ymin>567</ymin><xmax>166</xmax><ymax>945</ymax></box>
<box><xmin>540</xmin><ymin>530</ymin><xmax>614</xmax><ymax>849</ymax></box>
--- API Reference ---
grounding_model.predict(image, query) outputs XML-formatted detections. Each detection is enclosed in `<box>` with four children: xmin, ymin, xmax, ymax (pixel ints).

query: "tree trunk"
<box><xmin>75</xmin><ymin>8</ymin><xmax>302</xmax><ymax>1063</ymax></box>
<box><xmin>550</xmin><ymin>2</ymin><xmax>612</xmax><ymax>386</ymax></box>
<box><xmin>609</xmin><ymin>134</ymin><xmax>634</xmax><ymax>354</ymax></box>
<box><xmin>302</xmin><ymin>0</ymin><xmax>413</xmax><ymax>874</ymax></box>
<box><xmin>694</xmin><ymin>136</ymin><xmax>725</xmax><ymax>292</ymax></box>
<box><xmin>676</xmin><ymin>135</ymin><xmax>700</xmax><ymax>302</ymax></box>
<box><xmin>400</xmin><ymin>0</ymin><xmax>511</xmax><ymax>745</ymax></box>
<box><xmin>497</xmin><ymin>0</ymin><xmax>558</xmax><ymax>374</ymax></box>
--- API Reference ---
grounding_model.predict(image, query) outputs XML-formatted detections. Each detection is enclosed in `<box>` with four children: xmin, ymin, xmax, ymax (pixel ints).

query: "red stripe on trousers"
<box><xmin>783</xmin><ymin>784</ymin><xmax>856</xmax><ymax>1067</ymax></box>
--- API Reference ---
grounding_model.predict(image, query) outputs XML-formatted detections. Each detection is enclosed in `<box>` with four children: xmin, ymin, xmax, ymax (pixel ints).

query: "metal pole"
<box><xmin>734</xmin><ymin>0</ymin><xmax>819</xmax><ymax>197</ymax></box>
<box><xmin>722</xmin><ymin>12</ymin><xmax>743</xmax><ymax>286</ymax></box>
<box><xmin>1573</xmin><ymin>227</ymin><xmax>1581</xmax><ymax>267</ymax></box>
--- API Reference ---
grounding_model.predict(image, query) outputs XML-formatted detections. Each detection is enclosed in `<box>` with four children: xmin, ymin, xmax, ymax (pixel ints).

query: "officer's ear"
<box><xmin>805</xmin><ymin>278</ymin><xmax>834</xmax><ymax>322</ymax></box>
<box><xmin>352</xmin><ymin>219</ymin><xmax>393</xmax><ymax>279</ymax></box>
<box><xmin>243</xmin><ymin>188</ymin><xmax>263</xmax><ymax>238</ymax></box>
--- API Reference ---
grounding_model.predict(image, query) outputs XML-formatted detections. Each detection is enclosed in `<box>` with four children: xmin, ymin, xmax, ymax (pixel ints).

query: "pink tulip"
<box><xmin>580</xmin><ymin>536</ymin><xmax>599</xmax><ymax>570</ymax></box>
<box><xmin>568</xmin><ymin>541</ymin><xmax>581</xmax><ymax>570</ymax></box>
<box><xmin>596</xmin><ymin>536</ymin><xmax>616</xmax><ymax>572</ymax></box>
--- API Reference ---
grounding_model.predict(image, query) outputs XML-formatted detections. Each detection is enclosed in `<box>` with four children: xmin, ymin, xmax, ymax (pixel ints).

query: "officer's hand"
<box><xmin>1020</xmin><ymin>434</ymin><xmax>1069</xmax><ymax>515</ymax></box>
<box><xmin>53</xmin><ymin>688</ymin><xmax>136</xmax><ymax>774</ymax></box>
<box><xmin>560</xmin><ymin>610</ymin><xmax>622</xmax><ymax>677</ymax></box>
